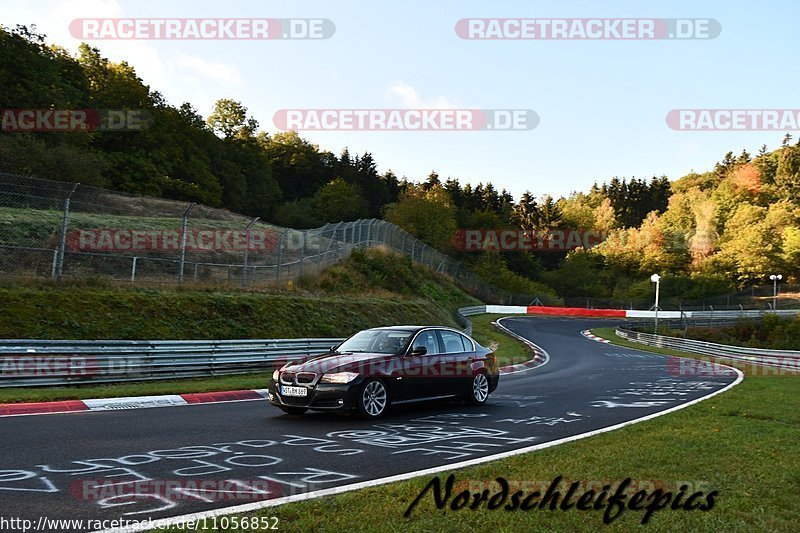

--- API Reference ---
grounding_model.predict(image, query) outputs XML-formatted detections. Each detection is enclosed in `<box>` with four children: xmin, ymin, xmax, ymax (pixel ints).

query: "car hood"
<box><xmin>283</xmin><ymin>352</ymin><xmax>395</xmax><ymax>375</ymax></box>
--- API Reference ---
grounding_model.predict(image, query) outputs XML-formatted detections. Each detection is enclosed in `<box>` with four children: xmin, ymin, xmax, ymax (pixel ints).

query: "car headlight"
<box><xmin>272</xmin><ymin>369</ymin><xmax>280</xmax><ymax>381</ymax></box>
<box><xmin>320</xmin><ymin>372</ymin><xmax>359</xmax><ymax>384</ymax></box>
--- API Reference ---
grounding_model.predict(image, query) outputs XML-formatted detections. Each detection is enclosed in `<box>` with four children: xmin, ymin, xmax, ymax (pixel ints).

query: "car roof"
<box><xmin>366</xmin><ymin>325</ymin><xmax>467</xmax><ymax>334</ymax></box>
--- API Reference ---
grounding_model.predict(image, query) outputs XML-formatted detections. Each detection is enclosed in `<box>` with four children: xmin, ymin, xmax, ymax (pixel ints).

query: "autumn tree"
<box><xmin>384</xmin><ymin>185</ymin><xmax>458</xmax><ymax>252</ymax></box>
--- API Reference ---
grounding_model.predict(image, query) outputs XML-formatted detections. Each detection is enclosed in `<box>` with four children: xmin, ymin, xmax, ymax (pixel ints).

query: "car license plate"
<box><xmin>281</xmin><ymin>386</ymin><xmax>308</xmax><ymax>397</ymax></box>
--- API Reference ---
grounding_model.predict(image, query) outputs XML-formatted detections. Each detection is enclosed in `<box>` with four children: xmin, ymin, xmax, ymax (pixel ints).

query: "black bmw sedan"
<box><xmin>268</xmin><ymin>326</ymin><xmax>500</xmax><ymax>418</ymax></box>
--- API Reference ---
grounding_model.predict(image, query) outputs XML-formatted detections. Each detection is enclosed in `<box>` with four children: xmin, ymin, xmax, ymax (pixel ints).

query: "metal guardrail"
<box><xmin>615</xmin><ymin>327</ymin><xmax>800</xmax><ymax>368</ymax></box>
<box><xmin>682</xmin><ymin>309</ymin><xmax>799</xmax><ymax>319</ymax></box>
<box><xmin>0</xmin><ymin>338</ymin><xmax>342</xmax><ymax>388</ymax></box>
<box><xmin>457</xmin><ymin>305</ymin><xmax>488</xmax><ymax>336</ymax></box>
<box><xmin>10</xmin><ymin>304</ymin><xmax>791</xmax><ymax>388</ymax></box>
<box><xmin>0</xmin><ymin>310</ymin><xmax>481</xmax><ymax>388</ymax></box>
<box><xmin>625</xmin><ymin>310</ymin><xmax>800</xmax><ymax>330</ymax></box>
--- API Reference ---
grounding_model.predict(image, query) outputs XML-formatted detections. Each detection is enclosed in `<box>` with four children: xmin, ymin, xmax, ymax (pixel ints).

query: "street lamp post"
<box><xmin>651</xmin><ymin>274</ymin><xmax>661</xmax><ymax>333</ymax></box>
<box><xmin>769</xmin><ymin>274</ymin><xmax>783</xmax><ymax>310</ymax></box>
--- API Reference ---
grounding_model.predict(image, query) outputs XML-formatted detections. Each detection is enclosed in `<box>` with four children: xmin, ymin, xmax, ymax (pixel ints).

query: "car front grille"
<box><xmin>279</xmin><ymin>371</ymin><xmax>317</xmax><ymax>385</ymax></box>
<box><xmin>296</xmin><ymin>372</ymin><xmax>316</xmax><ymax>384</ymax></box>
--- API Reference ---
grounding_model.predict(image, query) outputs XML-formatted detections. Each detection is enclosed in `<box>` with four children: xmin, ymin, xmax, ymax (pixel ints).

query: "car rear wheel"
<box><xmin>280</xmin><ymin>406</ymin><xmax>307</xmax><ymax>416</ymax></box>
<box><xmin>466</xmin><ymin>372</ymin><xmax>489</xmax><ymax>405</ymax></box>
<box><xmin>357</xmin><ymin>379</ymin><xmax>388</xmax><ymax>419</ymax></box>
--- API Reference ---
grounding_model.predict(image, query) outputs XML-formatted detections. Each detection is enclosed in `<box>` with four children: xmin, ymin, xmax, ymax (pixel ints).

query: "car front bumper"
<box><xmin>267</xmin><ymin>379</ymin><xmax>362</xmax><ymax>411</ymax></box>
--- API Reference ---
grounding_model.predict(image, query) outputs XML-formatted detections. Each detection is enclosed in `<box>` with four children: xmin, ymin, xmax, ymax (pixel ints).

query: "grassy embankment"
<box><xmin>0</xmin><ymin>249</ymin><xmax>533</xmax><ymax>402</ymax></box>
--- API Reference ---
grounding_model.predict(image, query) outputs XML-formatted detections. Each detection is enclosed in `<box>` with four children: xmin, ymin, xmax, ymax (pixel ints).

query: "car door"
<box><xmin>437</xmin><ymin>329</ymin><xmax>472</xmax><ymax>394</ymax></box>
<box><xmin>402</xmin><ymin>329</ymin><xmax>444</xmax><ymax>399</ymax></box>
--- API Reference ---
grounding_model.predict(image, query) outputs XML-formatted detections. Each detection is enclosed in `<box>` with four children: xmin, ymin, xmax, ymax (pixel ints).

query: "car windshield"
<box><xmin>336</xmin><ymin>329</ymin><xmax>413</xmax><ymax>354</ymax></box>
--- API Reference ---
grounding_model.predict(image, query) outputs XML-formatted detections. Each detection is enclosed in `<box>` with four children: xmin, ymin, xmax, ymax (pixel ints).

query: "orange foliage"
<box><xmin>730</xmin><ymin>163</ymin><xmax>762</xmax><ymax>196</ymax></box>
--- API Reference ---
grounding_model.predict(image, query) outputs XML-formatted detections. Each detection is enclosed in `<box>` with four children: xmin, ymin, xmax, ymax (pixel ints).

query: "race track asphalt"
<box><xmin>0</xmin><ymin>317</ymin><xmax>740</xmax><ymax>532</ymax></box>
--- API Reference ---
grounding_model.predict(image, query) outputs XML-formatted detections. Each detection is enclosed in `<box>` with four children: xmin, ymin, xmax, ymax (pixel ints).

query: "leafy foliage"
<box><xmin>3</xmin><ymin>25</ymin><xmax>799</xmax><ymax>300</ymax></box>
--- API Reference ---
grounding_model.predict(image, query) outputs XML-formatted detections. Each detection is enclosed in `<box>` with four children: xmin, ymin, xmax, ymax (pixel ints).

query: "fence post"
<box><xmin>51</xmin><ymin>249</ymin><xmax>58</xmax><ymax>278</ymax></box>
<box><xmin>276</xmin><ymin>231</ymin><xmax>284</xmax><ymax>282</ymax></box>
<box><xmin>178</xmin><ymin>202</ymin><xmax>196</xmax><ymax>283</ymax></box>
<box><xmin>300</xmin><ymin>230</ymin><xmax>306</xmax><ymax>276</ymax></box>
<box><xmin>241</xmin><ymin>217</ymin><xmax>260</xmax><ymax>288</ymax></box>
<box><xmin>56</xmin><ymin>183</ymin><xmax>79</xmax><ymax>282</ymax></box>
<box><xmin>130</xmin><ymin>256</ymin><xmax>138</xmax><ymax>283</ymax></box>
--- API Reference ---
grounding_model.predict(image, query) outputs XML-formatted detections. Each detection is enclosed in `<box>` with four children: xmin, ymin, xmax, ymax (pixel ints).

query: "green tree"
<box><xmin>713</xmin><ymin>204</ymin><xmax>781</xmax><ymax>285</ymax></box>
<box><xmin>207</xmin><ymin>99</ymin><xmax>258</xmax><ymax>139</ymax></box>
<box><xmin>312</xmin><ymin>178</ymin><xmax>369</xmax><ymax>222</ymax></box>
<box><xmin>260</xmin><ymin>131</ymin><xmax>334</xmax><ymax>201</ymax></box>
<box><xmin>384</xmin><ymin>185</ymin><xmax>458</xmax><ymax>252</ymax></box>
<box><xmin>775</xmin><ymin>145</ymin><xmax>800</xmax><ymax>203</ymax></box>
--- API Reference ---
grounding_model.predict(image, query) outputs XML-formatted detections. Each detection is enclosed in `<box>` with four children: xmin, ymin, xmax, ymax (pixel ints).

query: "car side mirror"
<box><xmin>409</xmin><ymin>346</ymin><xmax>427</xmax><ymax>356</ymax></box>
<box><xmin>330</xmin><ymin>345</ymin><xmax>339</xmax><ymax>352</ymax></box>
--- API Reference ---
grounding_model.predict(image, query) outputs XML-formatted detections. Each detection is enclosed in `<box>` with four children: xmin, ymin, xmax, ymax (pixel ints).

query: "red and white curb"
<box><xmin>485</xmin><ymin>304</ymin><xmax>683</xmax><ymax>319</ymax></box>
<box><xmin>495</xmin><ymin>317</ymin><xmax>550</xmax><ymax>374</ymax></box>
<box><xmin>0</xmin><ymin>389</ymin><xmax>269</xmax><ymax>418</ymax></box>
<box><xmin>581</xmin><ymin>329</ymin><xmax>612</xmax><ymax>344</ymax></box>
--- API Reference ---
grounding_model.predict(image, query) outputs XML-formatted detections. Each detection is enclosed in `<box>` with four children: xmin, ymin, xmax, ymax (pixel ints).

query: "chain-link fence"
<box><xmin>0</xmin><ymin>171</ymin><xmax>544</xmax><ymax>305</ymax></box>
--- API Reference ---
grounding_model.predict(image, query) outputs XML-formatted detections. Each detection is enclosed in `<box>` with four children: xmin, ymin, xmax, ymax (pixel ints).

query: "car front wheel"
<box><xmin>466</xmin><ymin>372</ymin><xmax>489</xmax><ymax>405</ymax></box>
<box><xmin>357</xmin><ymin>379</ymin><xmax>388</xmax><ymax>419</ymax></box>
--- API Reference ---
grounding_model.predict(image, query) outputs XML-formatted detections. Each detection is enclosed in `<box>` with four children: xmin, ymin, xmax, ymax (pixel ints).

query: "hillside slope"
<box><xmin>0</xmin><ymin>249</ymin><xmax>479</xmax><ymax>340</ymax></box>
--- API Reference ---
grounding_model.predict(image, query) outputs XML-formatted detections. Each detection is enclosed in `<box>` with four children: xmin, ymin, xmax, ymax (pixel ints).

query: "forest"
<box><xmin>2</xmin><ymin>25</ymin><xmax>799</xmax><ymax>302</ymax></box>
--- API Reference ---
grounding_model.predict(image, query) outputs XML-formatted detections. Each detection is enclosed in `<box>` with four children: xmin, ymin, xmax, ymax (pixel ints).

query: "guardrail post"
<box><xmin>51</xmin><ymin>248</ymin><xmax>58</xmax><ymax>278</ymax></box>
<box><xmin>130</xmin><ymin>256</ymin><xmax>138</xmax><ymax>283</ymax></box>
<box><xmin>178</xmin><ymin>202</ymin><xmax>196</xmax><ymax>284</ymax></box>
<box><xmin>56</xmin><ymin>183</ymin><xmax>79</xmax><ymax>282</ymax></box>
<box><xmin>242</xmin><ymin>217</ymin><xmax>260</xmax><ymax>288</ymax></box>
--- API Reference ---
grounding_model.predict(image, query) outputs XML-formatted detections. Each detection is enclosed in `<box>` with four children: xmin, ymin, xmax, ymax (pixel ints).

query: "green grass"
<box><xmin>0</xmin><ymin>286</ymin><xmax>459</xmax><ymax>340</ymax></box>
<box><xmin>470</xmin><ymin>313</ymin><xmax>534</xmax><ymax>366</ymax></box>
<box><xmin>152</xmin><ymin>325</ymin><xmax>799</xmax><ymax>532</ymax></box>
<box><xmin>0</xmin><ymin>205</ymin><xmax>277</xmax><ymax>248</ymax></box>
<box><xmin>0</xmin><ymin>372</ymin><xmax>272</xmax><ymax>403</ymax></box>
